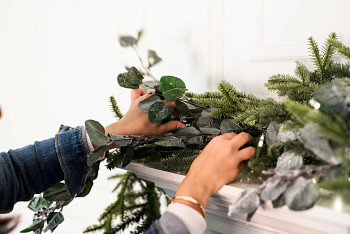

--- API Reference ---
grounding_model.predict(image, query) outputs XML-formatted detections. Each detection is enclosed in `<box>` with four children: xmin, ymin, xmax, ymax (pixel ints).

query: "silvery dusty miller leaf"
<box><xmin>228</xmin><ymin>189</ymin><xmax>260</xmax><ymax>215</ymax></box>
<box><xmin>275</xmin><ymin>150</ymin><xmax>303</xmax><ymax>171</ymax></box>
<box><xmin>300</xmin><ymin>123</ymin><xmax>340</xmax><ymax>164</ymax></box>
<box><xmin>260</xmin><ymin>178</ymin><xmax>290</xmax><ymax>201</ymax></box>
<box><xmin>284</xmin><ymin>177</ymin><xmax>319</xmax><ymax>211</ymax></box>
<box><xmin>265</xmin><ymin>122</ymin><xmax>282</xmax><ymax>147</ymax></box>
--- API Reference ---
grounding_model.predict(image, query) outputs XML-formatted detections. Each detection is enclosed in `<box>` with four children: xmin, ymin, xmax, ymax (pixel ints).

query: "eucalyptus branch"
<box><xmin>262</xmin><ymin>163</ymin><xmax>339</xmax><ymax>184</ymax></box>
<box><xmin>132</xmin><ymin>45</ymin><xmax>158</xmax><ymax>83</ymax></box>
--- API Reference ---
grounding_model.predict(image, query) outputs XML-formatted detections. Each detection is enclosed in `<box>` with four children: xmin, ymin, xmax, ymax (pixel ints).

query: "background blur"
<box><xmin>1</xmin><ymin>0</ymin><xmax>350</xmax><ymax>233</ymax></box>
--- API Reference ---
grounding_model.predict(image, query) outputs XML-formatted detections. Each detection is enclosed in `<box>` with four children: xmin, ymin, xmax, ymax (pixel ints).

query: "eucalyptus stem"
<box><xmin>132</xmin><ymin>45</ymin><xmax>158</xmax><ymax>83</ymax></box>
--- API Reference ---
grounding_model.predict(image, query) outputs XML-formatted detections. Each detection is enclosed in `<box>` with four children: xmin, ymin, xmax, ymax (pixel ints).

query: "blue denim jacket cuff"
<box><xmin>55</xmin><ymin>126</ymin><xmax>90</xmax><ymax>197</ymax></box>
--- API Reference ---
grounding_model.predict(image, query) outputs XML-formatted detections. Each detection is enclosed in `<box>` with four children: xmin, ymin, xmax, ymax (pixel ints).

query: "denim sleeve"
<box><xmin>0</xmin><ymin>126</ymin><xmax>91</xmax><ymax>213</ymax></box>
<box><xmin>145</xmin><ymin>212</ymin><xmax>190</xmax><ymax>234</ymax></box>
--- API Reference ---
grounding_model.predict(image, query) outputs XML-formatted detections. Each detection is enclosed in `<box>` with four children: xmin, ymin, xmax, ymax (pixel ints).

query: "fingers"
<box><xmin>220</xmin><ymin>132</ymin><xmax>237</xmax><ymax>140</ymax></box>
<box><xmin>230</xmin><ymin>132</ymin><xmax>254</xmax><ymax>149</ymax></box>
<box><xmin>131</xmin><ymin>88</ymin><xmax>147</xmax><ymax>101</ymax></box>
<box><xmin>238</xmin><ymin>146</ymin><xmax>256</xmax><ymax>161</ymax></box>
<box><xmin>158</xmin><ymin>121</ymin><xmax>186</xmax><ymax>134</ymax></box>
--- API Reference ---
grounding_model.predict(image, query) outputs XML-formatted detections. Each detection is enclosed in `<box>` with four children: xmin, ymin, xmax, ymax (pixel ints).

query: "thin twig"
<box><xmin>132</xmin><ymin>45</ymin><xmax>158</xmax><ymax>83</ymax></box>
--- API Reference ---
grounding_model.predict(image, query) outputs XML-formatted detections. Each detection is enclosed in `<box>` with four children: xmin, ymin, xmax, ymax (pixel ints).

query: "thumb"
<box><xmin>158</xmin><ymin>121</ymin><xmax>186</xmax><ymax>134</ymax></box>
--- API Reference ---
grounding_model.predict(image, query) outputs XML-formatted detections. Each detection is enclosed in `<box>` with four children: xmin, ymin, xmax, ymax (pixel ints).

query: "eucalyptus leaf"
<box><xmin>87</xmin><ymin>145</ymin><xmax>107</xmax><ymax>167</ymax></box>
<box><xmin>138</xmin><ymin>95</ymin><xmax>161</xmax><ymax>112</ymax></box>
<box><xmin>284</xmin><ymin>177</ymin><xmax>319</xmax><ymax>211</ymax></box>
<box><xmin>220</xmin><ymin>119</ymin><xmax>242</xmax><ymax>134</ymax></box>
<box><xmin>20</xmin><ymin>219</ymin><xmax>44</xmax><ymax>233</ymax></box>
<box><xmin>175</xmin><ymin>100</ymin><xmax>191</xmax><ymax>115</ymax></box>
<box><xmin>136</xmin><ymin>30</ymin><xmax>143</xmax><ymax>42</ymax></box>
<box><xmin>140</xmin><ymin>80</ymin><xmax>157</xmax><ymax>91</ymax></box>
<box><xmin>186</xmin><ymin>135</ymin><xmax>203</xmax><ymax>145</ymax></box>
<box><xmin>265</xmin><ymin>122</ymin><xmax>282</xmax><ymax>146</ymax></box>
<box><xmin>159</xmin><ymin>76</ymin><xmax>186</xmax><ymax>93</ymax></box>
<box><xmin>148</xmin><ymin>101</ymin><xmax>173</xmax><ymax>123</ymax></box>
<box><xmin>119</xmin><ymin>36</ymin><xmax>137</xmax><ymax>47</ymax></box>
<box><xmin>109</xmin><ymin>134</ymin><xmax>133</xmax><ymax>147</ymax></box>
<box><xmin>300</xmin><ymin>123</ymin><xmax>340</xmax><ymax>164</ymax></box>
<box><xmin>43</xmin><ymin>183</ymin><xmax>71</xmax><ymax>201</ymax></box>
<box><xmin>272</xmin><ymin>194</ymin><xmax>286</xmax><ymax>208</ymax></box>
<box><xmin>228</xmin><ymin>189</ymin><xmax>260</xmax><ymax>215</ymax></box>
<box><xmin>163</xmin><ymin>88</ymin><xmax>186</xmax><ymax>102</ymax></box>
<box><xmin>175</xmin><ymin>126</ymin><xmax>201</xmax><ymax>135</ymax></box>
<box><xmin>196</xmin><ymin>117</ymin><xmax>216</xmax><ymax>128</ymax></box>
<box><xmin>85</xmin><ymin>119</ymin><xmax>107</xmax><ymax>147</ymax></box>
<box><xmin>260</xmin><ymin>178</ymin><xmax>290</xmax><ymax>201</ymax></box>
<box><xmin>28</xmin><ymin>197</ymin><xmax>51</xmax><ymax>212</ymax></box>
<box><xmin>122</xmin><ymin>147</ymin><xmax>134</xmax><ymax>167</ymax></box>
<box><xmin>77</xmin><ymin>177</ymin><xmax>93</xmax><ymax>198</ymax></box>
<box><xmin>275</xmin><ymin>150</ymin><xmax>303</xmax><ymax>171</ymax></box>
<box><xmin>44</xmin><ymin>212</ymin><xmax>64</xmax><ymax>233</ymax></box>
<box><xmin>247</xmin><ymin>208</ymin><xmax>257</xmax><ymax>222</ymax></box>
<box><xmin>117</xmin><ymin>67</ymin><xmax>144</xmax><ymax>89</ymax></box>
<box><xmin>154</xmin><ymin>136</ymin><xmax>185</xmax><ymax>148</ymax></box>
<box><xmin>199</xmin><ymin>127</ymin><xmax>220</xmax><ymax>135</ymax></box>
<box><xmin>148</xmin><ymin>50</ymin><xmax>162</xmax><ymax>67</ymax></box>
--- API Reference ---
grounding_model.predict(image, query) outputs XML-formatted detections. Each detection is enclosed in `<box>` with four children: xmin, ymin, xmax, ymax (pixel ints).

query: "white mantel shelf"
<box><xmin>125</xmin><ymin>163</ymin><xmax>350</xmax><ymax>234</ymax></box>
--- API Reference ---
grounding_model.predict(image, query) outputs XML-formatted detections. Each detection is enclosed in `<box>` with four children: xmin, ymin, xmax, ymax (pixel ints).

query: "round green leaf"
<box><xmin>119</xmin><ymin>36</ymin><xmax>137</xmax><ymax>47</ymax></box>
<box><xmin>159</xmin><ymin>76</ymin><xmax>186</xmax><ymax>93</ymax></box>
<box><xmin>43</xmin><ymin>183</ymin><xmax>71</xmax><ymax>201</ymax></box>
<box><xmin>117</xmin><ymin>67</ymin><xmax>144</xmax><ymax>89</ymax></box>
<box><xmin>28</xmin><ymin>197</ymin><xmax>51</xmax><ymax>212</ymax></box>
<box><xmin>85</xmin><ymin>119</ymin><xmax>107</xmax><ymax>147</ymax></box>
<box><xmin>148</xmin><ymin>101</ymin><xmax>173</xmax><ymax>123</ymax></box>
<box><xmin>138</xmin><ymin>95</ymin><xmax>161</xmax><ymax>112</ymax></box>
<box><xmin>163</xmin><ymin>88</ymin><xmax>186</xmax><ymax>102</ymax></box>
<box><xmin>87</xmin><ymin>145</ymin><xmax>107</xmax><ymax>167</ymax></box>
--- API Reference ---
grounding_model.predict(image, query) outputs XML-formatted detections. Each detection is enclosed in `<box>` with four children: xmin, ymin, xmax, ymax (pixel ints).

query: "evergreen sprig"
<box><xmin>109</xmin><ymin>96</ymin><xmax>123</xmax><ymax>119</ymax></box>
<box><xmin>84</xmin><ymin>172</ymin><xmax>167</xmax><ymax>234</ymax></box>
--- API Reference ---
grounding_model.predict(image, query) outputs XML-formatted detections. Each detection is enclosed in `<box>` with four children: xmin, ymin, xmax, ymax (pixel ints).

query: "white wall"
<box><xmin>1</xmin><ymin>0</ymin><xmax>350</xmax><ymax>233</ymax></box>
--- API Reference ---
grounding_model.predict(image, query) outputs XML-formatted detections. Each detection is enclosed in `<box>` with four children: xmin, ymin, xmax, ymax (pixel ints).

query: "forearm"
<box><xmin>0</xmin><ymin>126</ymin><xmax>92</xmax><ymax>213</ymax></box>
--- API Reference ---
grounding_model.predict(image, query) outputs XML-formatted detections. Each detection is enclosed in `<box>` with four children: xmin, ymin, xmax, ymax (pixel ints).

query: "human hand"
<box><xmin>174</xmin><ymin>132</ymin><xmax>256</xmax><ymax>209</ymax></box>
<box><xmin>105</xmin><ymin>88</ymin><xmax>186</xmax><ymax>136</ymax></box>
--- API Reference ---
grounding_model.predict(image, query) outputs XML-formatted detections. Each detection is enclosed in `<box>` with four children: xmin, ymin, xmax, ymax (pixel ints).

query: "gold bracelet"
<box><xmin>171</xmin><ymin>196</ymin><xmax>205</xmax><ymax>217</ymax></box>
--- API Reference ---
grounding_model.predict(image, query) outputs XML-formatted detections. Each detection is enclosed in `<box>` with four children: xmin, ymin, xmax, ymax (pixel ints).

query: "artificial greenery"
<box><xmin>24</xmin><ymin>31</ymin><xmax>350</xmax><ymax>233</ymax></box>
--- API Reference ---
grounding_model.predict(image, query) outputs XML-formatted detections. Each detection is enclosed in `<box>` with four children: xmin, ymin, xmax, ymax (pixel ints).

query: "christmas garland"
<box><xmin>22</xmin><ymin>32</ymin><xmax>350</xmax><ymax>233</ymax></box>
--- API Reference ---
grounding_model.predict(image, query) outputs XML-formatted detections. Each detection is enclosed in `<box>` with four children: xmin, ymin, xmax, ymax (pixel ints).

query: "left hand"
<box><xmin>105</xmin><ymin>88</ymin><xmax>186</xmax><ymax>136</ymax></box>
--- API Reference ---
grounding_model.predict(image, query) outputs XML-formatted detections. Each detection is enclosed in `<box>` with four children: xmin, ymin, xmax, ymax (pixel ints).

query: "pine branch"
<box><xmin>328</xmin><ymin>37</ymin><xmax>350</xmax><ymax>60</ymax></box>
<box><xmin>321</xmin><ymin>33</ymin><xmax>337</xmax><ymax>72</ymax></box>
<box><xmin>109</xmin><ymin>96</ymin><xmax>123</xmax><ymax>119</ymax></box>
<box><xmin>328</xmin><ymin>62</ymin><xmax>350</xmax><ymax>78</ymax></box>
<box><xmin>308</xmin><ymin>36</ymin><xmax>324</xmax><ymax>75</ymax></box>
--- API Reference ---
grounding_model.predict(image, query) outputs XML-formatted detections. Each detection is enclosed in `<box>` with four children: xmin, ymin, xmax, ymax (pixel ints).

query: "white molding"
<box><xmin>126</xmin><ymin>163</ymin><xmax>350</xmax><ymax>234</ymax></box>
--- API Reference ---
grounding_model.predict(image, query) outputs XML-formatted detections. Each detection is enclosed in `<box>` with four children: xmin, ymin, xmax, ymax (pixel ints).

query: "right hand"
<box><xmin>175</xmin><ymin>132</ymin><xmax>256</xmax><ymax>208</ymax></box>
